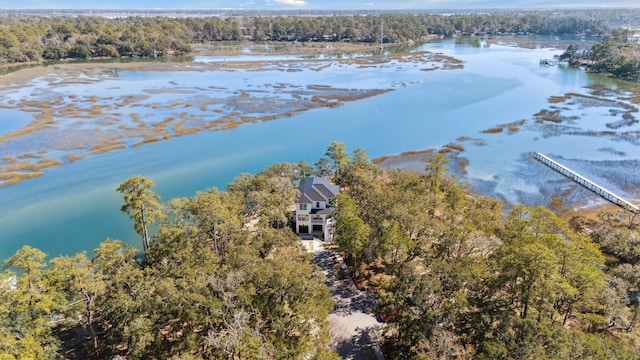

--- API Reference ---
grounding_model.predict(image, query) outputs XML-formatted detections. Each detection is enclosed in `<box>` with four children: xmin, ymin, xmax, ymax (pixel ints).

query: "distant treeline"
<box><xmin>2</xmin><ymin>8</ymin><xmax>640</xmax><ymax>28</ymax></box>
<box><xmin>0</xmin><ymin>13</ymin><xmax>606</xmax><ymax>64</ymax></box>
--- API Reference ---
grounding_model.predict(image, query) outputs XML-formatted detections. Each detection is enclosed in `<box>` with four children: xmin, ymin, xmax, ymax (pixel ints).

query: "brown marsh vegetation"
<box><xmin>0</xmin><ymin>48</ymin><xmax>460</xmax><ymax>186</ymax></box>
<box><xmin>387</xmin><ymin>82</ymin><xmax>640</xmax><ymax>211</ymax></box>
<box><xmin>482</xmin><ymin>119</ymin><xmax>528</xmax><ymax>134</ymax></box>
<box><xmin>0</xmin><ymin>157</ymin><xmax>62</xmax><ymax>186</ymax></box>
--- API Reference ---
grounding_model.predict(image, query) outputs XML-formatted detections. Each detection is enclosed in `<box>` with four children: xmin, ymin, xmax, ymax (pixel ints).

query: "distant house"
<box><xmin>295</xmin><ymin>177</ymin><xmax>339</xmax><ymax>242</ymax></box>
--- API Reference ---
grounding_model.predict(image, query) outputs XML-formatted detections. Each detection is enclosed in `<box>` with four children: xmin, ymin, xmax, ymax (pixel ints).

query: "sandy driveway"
<box><xmin>311</xmin><ymin>244</ymin><xmax>383</xmax><ymax>360</ymax></box>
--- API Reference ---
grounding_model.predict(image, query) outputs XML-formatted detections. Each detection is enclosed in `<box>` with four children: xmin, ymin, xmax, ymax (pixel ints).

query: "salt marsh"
<box><xmin>1</xmin><ymin>37</ymin><xmax>639</xmax><ymax>260</ymax></box>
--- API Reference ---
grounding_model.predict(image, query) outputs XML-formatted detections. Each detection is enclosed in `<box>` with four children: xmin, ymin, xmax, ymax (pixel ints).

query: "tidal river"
<box><xmin>1</xmin><ymin>37</ymin><xmax>639</xmax><ymax>260</ymax></box>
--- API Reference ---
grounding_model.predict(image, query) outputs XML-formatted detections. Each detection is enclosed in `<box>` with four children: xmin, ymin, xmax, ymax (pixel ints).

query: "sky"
<box><xmin>1</xmin><ymin>0</ymin><xmax>638</xmax><ymax>10</ymax></box>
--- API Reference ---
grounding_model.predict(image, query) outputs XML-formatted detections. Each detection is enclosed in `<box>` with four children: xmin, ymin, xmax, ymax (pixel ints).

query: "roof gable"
<box><xmin>297</xmin><ymin>193</ymin><xmax>312</xmax><ymax>204</ymax></box>
<box><xmin>315</xmin><ymin>183</ymin><xmax>338</xmax><ymax>199</ymax></box>
<box><xmin>306</xmin><ymin>188</ymin><xmax>326</xmax><ymax>202</ymax></box>
<box><xmin>295</xmin><ymin>177</ymin><xmax>339</xmax><ymax>204</ymax></box>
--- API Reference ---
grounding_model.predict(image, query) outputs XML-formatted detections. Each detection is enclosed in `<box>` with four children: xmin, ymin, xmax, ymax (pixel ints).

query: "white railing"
<box><xmin>534</xmin><ymin>152</ymin><xmax>639</xmax><ymax>214</ymax></box>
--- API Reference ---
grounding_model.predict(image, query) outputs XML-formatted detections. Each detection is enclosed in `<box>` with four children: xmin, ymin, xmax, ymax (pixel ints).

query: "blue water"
<box><xmin>0</xmin><ymin>39</ymin><xmax>636</xmax><ymax>261</ymax></box>
<box><xmin>0</xmin><ymin>110</ymin><xmax>33</xmax><ymax>134</ymax></box>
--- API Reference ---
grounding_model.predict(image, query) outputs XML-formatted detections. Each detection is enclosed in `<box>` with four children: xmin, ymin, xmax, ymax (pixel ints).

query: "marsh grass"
<box><xmin>567</xmin><ymin>93</ymin><xmax>618</xmax><ymax>109</ymax></box>
<box><xmin>0</xmin><ymin>47</ymin><xmax>462</xmax><ymax>186</ymax></box>
<box><xmin>172</xmin><ymin>120</ymin><xmax>200</xmax><ymax>135</ymax></box>
<box><xmin>0</xmin><ymin>158</ymin><xmax>62</xmax><ymax>186</ymax></box>
<box><xmin>585</xmin><ymin>84</ymin><xmax>618</xmax><ymax>98</ymax></box>
<box><xmin>444</xmin><ymin>143</ymin><xmax>465</xmax><ymax>152</ymax></box>
<box><xmin>484</xmin><ymin>118</ymin><xmax>528</xmax><ymax>133</ymax></box>
<box><xmin>311</xmin><ymin>64</ymin><xmax>331</xmax><ymax>72</ymax></box>
<box><xmin>457</xmin><ymin>157</ymin><xmax>469</xmax><ymax>174</ymax></box>
<box><xmin>482</xmin><ymin>127</ymin><xmax>503</xmax><ymax>134</ymax></box>
<box><xmin>458</xmin><ymin>136</ymin><xmax>486</xmax><ymax>146</ymax></box>
<box><xmin>549</xmin><ymin>95</ymin><xmax>567</xmax><ymax>103</ymax></box>
<box><xmin>91</xmin><ymin>140</ymin><xmax>126</xmax><ymax>153</ymax></box>
<box><xmin>0</xmin><ymin>171</ymin><xmax>43</xmax><ymax>186</ymax></box>
<box><xmin>442</xmin><ymin>63</ymin><xmax>464</xmax><ymax>70</ymax></box>
<box><xmin>132</xmin><ymin>137</ymin><xmax>161</xmax><ymax>147</ymax></box>
<box><xmin>426</xmin><ymin>54</ymin><xmax>464</xmax><ymax>70</ymax></box>
<box><xmin>507</xmin><ymin>119</ymin><xmax>527</xmax><ymax>133</ymax></box>
<box><xmin>372</xmin><ymin>156</ymin><xmax>390</xmax><ymax>164</ymax></box>
<box><xmin>66</xmin><ymin>154</ymin><xmax>86</xmax><ymax>162</ymax></box>
<box><xmin>373</xmin><ymin>148</ymin><xmax>435</xmax><ymax>166</ymax></box>
<box><xmin>531</xmin><ymin>87</ymin><xmax>640</xmax><ymax>140</ymax></box>
<box><xmin>58</xmin><ymin>104</ymin><xmax>112</xmax><ymax>119</ymax></box>
<box><xmin>2</xmin><ymin>156</ymin><xmax>17</xmax><ymax>163</ymax></box>
<box><xmin>378</xmin><ymin>85</ymin><xmax>640</xmax><ymax>210</ymax></box>
<box><xmin>168</xmin><ymin>100</ymin><xmax>182</xmax><ymax>108</ymax></box>
<box><xmin>0</xmin><ymin>107</ymin><xmax>54</xmax><ymax>141</ymax></box>
<box><xmin>403</xmin><ymin>149</ymin><xmax>434</xmax><ymax>157</ymax></box>
<box><xmin>114</xmin><ymin>95</ymin><xmax>150</xmax><ymax>108</ymax></box>
<box><xmin>219</xmin><ymin>122</ymin><xmax>242</xmax><ymax>131</ymax></box>
<box><xmin>534</xmin><ymin>109</ymin><xmax>563</xmax><ymax>123</ymax></box>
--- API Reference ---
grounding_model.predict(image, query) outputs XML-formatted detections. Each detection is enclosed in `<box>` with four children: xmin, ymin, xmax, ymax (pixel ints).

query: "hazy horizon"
<box><xmin>2</xmin><ymin>0</ymin><xmax>639</xmax><ymax>10</ymax></box>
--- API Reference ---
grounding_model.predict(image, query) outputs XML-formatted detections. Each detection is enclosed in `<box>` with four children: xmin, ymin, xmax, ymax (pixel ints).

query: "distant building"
<box><xmin>295</xmin><ymin>177</ymin><xmax>339</xmax><ymax>242</ymax></box>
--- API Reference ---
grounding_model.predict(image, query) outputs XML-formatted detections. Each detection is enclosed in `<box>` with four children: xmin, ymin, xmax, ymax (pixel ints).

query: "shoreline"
<box><xmin>372</xmin><ymin>77</ymin><xmax>640</xmax><ymax>216</ymax></box>
<box><xmin>3</xmin><ymin>36</ymin><xmax>640</xmax><ymax>264</ymax></box>
<box><xmin>0</xmin><ymin>40</ymin><xmax>405</xmax><ymax>86</ymax></box>
<box><xmin>2</xmin><ymin>38</ymin><xmax>638</xmax><ymax>219</ymax></box>
<box><xmin>374</xmin><ymin>147</ymin><xmax>638</xmax><ymax>220</ymax></box>
<box><xmin>0</xmin><ymin>43</ymin><xmax>460</xmax><ymax>187</ymax></box>
<box><xmin>0</xmin><ymin>34</ymin><xmax>589</xmax><ymax>86</ymax></box>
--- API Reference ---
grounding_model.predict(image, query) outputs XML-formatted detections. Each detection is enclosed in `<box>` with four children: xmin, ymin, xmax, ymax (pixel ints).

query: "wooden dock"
<box><xmin>533</xmin><ymin>152</ymin><xmax>640</xmax><ymax>214</ymax></box>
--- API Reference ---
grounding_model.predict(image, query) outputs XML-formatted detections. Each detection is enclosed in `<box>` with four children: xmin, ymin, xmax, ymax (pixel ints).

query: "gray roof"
<box><xmin>306</xmin><ymin>188</ymin><xmax>326</xmax><ymax>202</ymax></box>
<box><xmin>315</xmin><ymin>183</ymin><xmax>337</xmax><ymax>199</ymax></box>
<box><xmin>313</xmin><ymin>208</ymin><xmax>336</xmax><ymax>215</ymax></box>
<box><xmin>296</xmin><ymin>177</ymin><xmax>339</xmax><ymax>204</ymax></box>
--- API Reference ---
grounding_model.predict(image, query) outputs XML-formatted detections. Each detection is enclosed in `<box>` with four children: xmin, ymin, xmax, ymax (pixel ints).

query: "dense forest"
<box><xmin>2</xmin><ymin>143</ymin><xmax>640</xmax><ymax>359</ymax></box>
<box><xmin>1</xmin><ymin>163</ymin><xmax>336</xmax><ymax>359</ymax></box>
<box><xmin>561</xmin><ymin>29</ymin><xmax>640</xmax><ymax>80</ymax></box>
<box><xmin>0</xmin><ymin>13</ymin><xmax>606</xmax><ymax>64</ymax></box>
<box><xmin>327</xmin><ymin>144</ymin><xmax>640</xmax><ymax>359</ymax></box>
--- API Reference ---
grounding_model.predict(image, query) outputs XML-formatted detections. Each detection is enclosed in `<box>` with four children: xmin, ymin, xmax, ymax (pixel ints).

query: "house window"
<box><xmin>316</xmin><ymin>202</ymin><xmax>320</xmax><ymax>208</ymax></box>
<box><xmin>298</xmin><ymin>215</ymin><xmax>309</xmax><ymax>222</ymax></box>
<box><xmin>299</xmin><ymin>203</ymin><xmax>308</xmax><ymax>210</ymax></box>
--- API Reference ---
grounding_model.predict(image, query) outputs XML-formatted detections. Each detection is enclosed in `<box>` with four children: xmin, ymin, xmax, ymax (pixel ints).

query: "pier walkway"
<box><xmin>533</xmin><ymin>152</ymin><xmax>640</xmax><ymax>214</ymax></box>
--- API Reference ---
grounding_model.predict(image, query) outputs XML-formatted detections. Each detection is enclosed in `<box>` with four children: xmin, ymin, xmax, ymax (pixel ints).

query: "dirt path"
<box><xmin>312</xmin><ymin>248</ymin><xmax>382</xmax><ymax>360</ymax></box>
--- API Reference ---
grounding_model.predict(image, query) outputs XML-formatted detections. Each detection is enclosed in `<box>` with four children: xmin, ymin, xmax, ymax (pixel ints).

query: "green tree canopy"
<box><xmin>116</xmin><ymin>175</ymin><xmax>163</xmax><ymax>260</ymax></box>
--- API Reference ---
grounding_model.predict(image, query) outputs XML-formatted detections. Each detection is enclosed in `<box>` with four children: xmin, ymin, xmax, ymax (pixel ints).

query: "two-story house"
<box><xmin>295</xmin><ymin>176</ymin><xmax>339</xmax><ymax>242</ymax></box>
